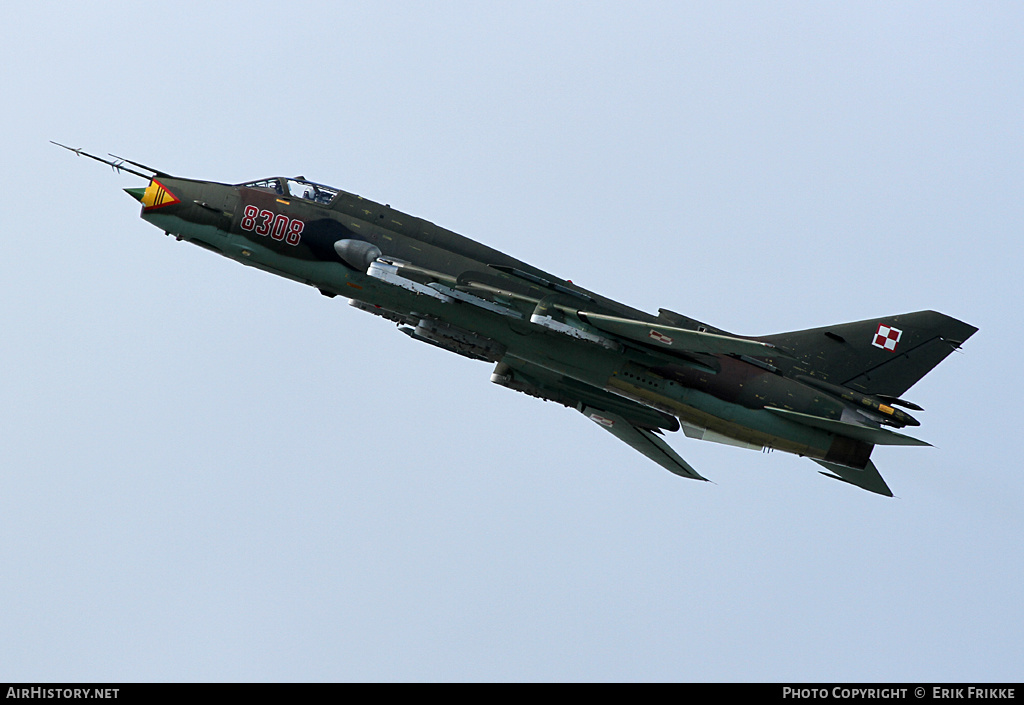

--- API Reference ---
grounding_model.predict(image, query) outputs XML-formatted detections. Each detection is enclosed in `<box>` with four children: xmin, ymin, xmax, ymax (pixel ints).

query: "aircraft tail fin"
<box><xmin>760</xmin><ymin>311</ymin><xmax>977</xmax><ymax>398</ymax></box>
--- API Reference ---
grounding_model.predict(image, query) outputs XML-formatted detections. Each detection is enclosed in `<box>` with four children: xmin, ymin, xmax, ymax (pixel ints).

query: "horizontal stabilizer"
<box><xmin>813</xmin><ymin>459</ymin><xmax>893</xmax><ymax>497</ymax></box>
<box><xmin>577</xmin><ymin>311</ymin><xmax>784</xmax><ymax>359</ymax></box>
<box><xmin>582</xmin><ymin>407</ymin><xmax>707</xmax><ymax>481</ymax></box>
<box><xmin>766</xmin><ymin>407</ymin><xmax>930</xmax><ymax>446</ymax></box>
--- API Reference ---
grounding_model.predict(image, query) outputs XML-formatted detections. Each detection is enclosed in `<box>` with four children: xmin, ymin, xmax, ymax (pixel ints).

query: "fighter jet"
<box><xmin>55</xmin><ymin>143</ymin><xmax>977</xmax><ymax>496</ymax></box>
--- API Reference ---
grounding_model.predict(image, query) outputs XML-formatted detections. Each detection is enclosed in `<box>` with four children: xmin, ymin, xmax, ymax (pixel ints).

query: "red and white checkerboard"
<box><xmin>872</xmin><ymin>324</ymin><xmax>902</xmax><ymax>352</ymax></box>
<box><xmin>648</xmin><ymin>330</ymin><xmax>674</xmax><ymax>345</ymax></box>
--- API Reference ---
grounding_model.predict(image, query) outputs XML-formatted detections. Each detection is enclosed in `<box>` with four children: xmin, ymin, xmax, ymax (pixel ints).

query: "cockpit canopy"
<box><xmin>239</xmin><ymin>177</ymin><xmax>339</xmax><ymax>205</ymax></box>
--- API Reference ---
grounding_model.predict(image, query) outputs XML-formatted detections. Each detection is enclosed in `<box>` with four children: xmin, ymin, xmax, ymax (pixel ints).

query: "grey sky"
<box><xmin>1</xmin><ymin>1</ymin><xmax>1021</xmax><ymax>681</ymax></box>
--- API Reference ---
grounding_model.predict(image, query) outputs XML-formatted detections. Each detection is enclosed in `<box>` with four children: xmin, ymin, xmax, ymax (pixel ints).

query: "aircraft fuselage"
<box><xmin>144</xmin><ymin>177</ymin><xmax>871</xmax><ymax>465</ymax></box>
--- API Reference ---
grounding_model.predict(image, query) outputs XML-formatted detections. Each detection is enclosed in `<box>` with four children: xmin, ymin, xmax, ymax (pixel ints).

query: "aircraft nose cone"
<box><xmin>125</xmin><ymin>179</ymin><xmax>180</xmax><ymax>210</ymax></box>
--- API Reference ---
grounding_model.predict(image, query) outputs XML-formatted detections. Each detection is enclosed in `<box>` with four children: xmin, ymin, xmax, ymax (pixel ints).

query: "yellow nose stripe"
<box><xmin>141</xmin><ymin>179</ymin><xmax>179</xmax><ymax>210</ymax></box>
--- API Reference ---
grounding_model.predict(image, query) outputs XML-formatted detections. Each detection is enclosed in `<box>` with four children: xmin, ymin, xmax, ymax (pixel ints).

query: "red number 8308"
<box><xmin>240</xmin><ymin>205</ymin><xmax>304</xmax><ymax>246</ymax></box>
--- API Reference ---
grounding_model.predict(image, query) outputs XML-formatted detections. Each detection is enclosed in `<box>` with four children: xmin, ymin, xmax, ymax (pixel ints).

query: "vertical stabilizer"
<box><xmin>760</xmin><ymin>311</ymin><xmax>977</xmax><ymax>397</ymax></box>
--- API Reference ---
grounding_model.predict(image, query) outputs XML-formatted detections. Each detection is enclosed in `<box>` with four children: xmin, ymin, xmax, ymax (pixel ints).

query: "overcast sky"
<box><xmin>2</xmin><ymin>1</ymin><xmax>1021</xmax><ymax>682</ymax></box>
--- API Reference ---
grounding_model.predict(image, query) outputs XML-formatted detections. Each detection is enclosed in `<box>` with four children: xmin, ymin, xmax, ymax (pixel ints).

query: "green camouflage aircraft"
<box><xmin>56</xmin><ymin>143</ymin><xmax>977</xmax><ymax>496</ymax></box>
